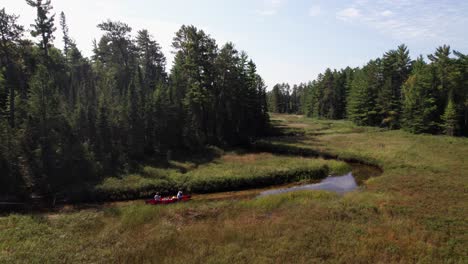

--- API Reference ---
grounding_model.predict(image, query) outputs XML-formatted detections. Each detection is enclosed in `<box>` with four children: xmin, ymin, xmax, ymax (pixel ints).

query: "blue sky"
<box><xmin>3</xmin><ymin>0</ymin><xmax>468</xmax><ymax>88</ymax></box>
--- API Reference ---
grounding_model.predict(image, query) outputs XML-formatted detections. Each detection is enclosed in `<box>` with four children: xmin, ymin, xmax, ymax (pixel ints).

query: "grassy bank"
<box><xmin>92</xmin><ymin>152</ymin><xmax>349</xmax><ymax>201</ymax></box>
<box><xmin>1</xmin><ymin>114</ymin><xmax>467</xmax><ymax>263</ymax></box>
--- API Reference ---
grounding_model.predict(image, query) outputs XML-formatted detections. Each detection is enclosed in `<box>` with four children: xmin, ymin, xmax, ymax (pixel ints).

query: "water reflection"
<box><xmin>258</xmin><ymin>172</ymin><xmax>359</xmax><ymax>197</ymax></box>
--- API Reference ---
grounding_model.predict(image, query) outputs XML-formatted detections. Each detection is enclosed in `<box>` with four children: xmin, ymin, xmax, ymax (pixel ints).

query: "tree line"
<box><xmin>268</xmin><ymin>44</ymin><xmax>468</xmax><ymax>136</ymax></box>
<box><xmin>0</xmin><ymin>1</ymin><xmax>268</xmax><ymax>200</ymax></box>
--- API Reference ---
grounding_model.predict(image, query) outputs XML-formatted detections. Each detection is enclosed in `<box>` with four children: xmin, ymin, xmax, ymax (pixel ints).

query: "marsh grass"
<box><xmin>1</xmin><ymin>114</ymin><xmax>467</xmax><ymax>263</ymax></box>
<box><xmin>94</xmin><ymin>153</ymin><xmax>350</xmax><ymax>201</ymax></box>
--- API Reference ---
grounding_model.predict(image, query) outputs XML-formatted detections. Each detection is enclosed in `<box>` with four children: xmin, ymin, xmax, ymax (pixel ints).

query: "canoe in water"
<box><xmin>145</xmin><ymin>195</ymin><xmax>191</xmax><ymax>205</ymax></box>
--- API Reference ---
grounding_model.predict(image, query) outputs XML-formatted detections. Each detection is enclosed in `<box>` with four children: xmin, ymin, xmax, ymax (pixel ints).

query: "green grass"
<box><xmin>94</xmin><ymin>152</ymin><xmax>350</xmax><ymax>200</ymax></box>
<box><xmin>1</xmin><ymin>114</ymin><xmax>467</xmax><ymax>263</ymax></box>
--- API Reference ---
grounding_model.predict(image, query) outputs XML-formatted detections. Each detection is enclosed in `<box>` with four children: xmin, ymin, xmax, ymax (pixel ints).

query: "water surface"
<box><xmin>258</xmin><ymin>163</ymin><xmax>381</xmax><ymax>197</ymax></box>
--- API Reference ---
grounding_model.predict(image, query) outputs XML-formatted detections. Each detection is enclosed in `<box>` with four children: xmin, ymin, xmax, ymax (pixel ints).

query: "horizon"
<box><xmin>3</xmin><ymin>0</ymin><xmax>468</xmax><ymax>89</ymax></box>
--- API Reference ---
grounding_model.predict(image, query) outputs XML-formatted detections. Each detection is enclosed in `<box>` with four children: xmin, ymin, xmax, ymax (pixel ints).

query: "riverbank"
<box><xmin>92</xmin><ymin>152</ymin><xmax>349</xmax><ymax>202</ymax></box>
<box><xmin>1</xmin><ymin>114</ymin><xmax>466</xmax><ymax>263</ymax></box>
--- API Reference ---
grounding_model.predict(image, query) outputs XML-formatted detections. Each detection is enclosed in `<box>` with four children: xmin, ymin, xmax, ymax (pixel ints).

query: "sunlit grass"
<box><xmin>95</xmin><ymin>152</ymin><xmax>350</xmax><ymax>199</ymax></box>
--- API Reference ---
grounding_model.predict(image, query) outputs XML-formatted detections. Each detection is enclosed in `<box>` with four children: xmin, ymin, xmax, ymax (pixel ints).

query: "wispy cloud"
<box><xmin>336</xmin><ymin>0</ymin><xmax>468</xmax><ymax>43</ymax></box>
<box><xmin>380</xmin><ymin>10</ymin><xmax>393</xmax><ymax>17</ymax></box>
<box><xmin>336</xmin><ymin>7</ymin><xmax>361</xmax><ymax>21</ymax></box>
<box><xmin>308</xmin><ymin>5</ymin><xmax>321</xmax><ymax>17</ymax></box>
<box><xmin>257</xmin><ymin>0</ymin><xmax>284</xmax><ymax>16</ymax></box>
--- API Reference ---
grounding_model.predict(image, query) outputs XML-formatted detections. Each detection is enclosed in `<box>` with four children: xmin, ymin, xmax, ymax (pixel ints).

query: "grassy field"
<box><xmin>1</xmin><ymin>114</ymin><xmax>467</xmax><ymax>263</ymax></box>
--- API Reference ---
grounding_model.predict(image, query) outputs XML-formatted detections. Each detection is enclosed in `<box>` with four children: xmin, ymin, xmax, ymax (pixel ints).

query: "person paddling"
<box><xmin>177</xmin><ymin>190</ymin><xmax>183</xmax><ymax>200</ymax></box>
<box><xmin>154</xmin><ymin>192</ymin><xmax>161</xmax><ymax>201</ymax></box>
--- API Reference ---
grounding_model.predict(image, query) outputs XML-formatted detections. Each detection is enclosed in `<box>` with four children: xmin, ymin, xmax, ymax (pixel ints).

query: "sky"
<box><xmin>3</xmin><ymin>0</ymin><xmax>468</xmax><ymax>89</ymax></box>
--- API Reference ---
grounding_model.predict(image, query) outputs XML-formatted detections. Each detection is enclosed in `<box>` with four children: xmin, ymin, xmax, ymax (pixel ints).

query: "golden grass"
<box><xmin>220</xmin><ymin>152</ymin><xmax>271</xmax><ymax>163</ymax></box>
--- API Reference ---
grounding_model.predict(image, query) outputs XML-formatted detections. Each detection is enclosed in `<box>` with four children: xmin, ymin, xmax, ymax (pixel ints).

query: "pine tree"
<box><xmin>454</xmin><ymin>51</ymin><xmax>468</xmax><ymax>136</ymax></box>
<box><xmin>28</xmin><ymin>64</ymin><xmax>61</xmax><ymax>194</ymax></box>
<box><xmin>214</xmin><ymin>42</ymin><xmax>239</xmax><ymax>143</ymax></box>
<box><xmin>59</xmin><ymin>11</ymin><xmax>71</xmax><ymax>58</ymax></box>
<box><xmin>172</xmin><ymin>25</ymin><xmax>217</xmax><ymax>147</ymax></box>
<box><xmin>428</xmin><ymin>45</ymin><xmax>452</xmax><ymax>94</ymax></box>
<box><xmin>268</xmin><ymin>84</ymin><xmax>281</xmax><ymax>113</ymax></box>
<box><xmin>96</xmin><ymin>20</ymin><xmax>134</xmax><ymax>96</ymax></box>
<box><xmin>372</xmin><ymin>45</ymin><xmax>410</xmax><ymax>129</ymax></box>
<box><xmin>26</xmin><ymin>0</ymin><xmax>56</xmax><ymax>58</ymax></box>
<box><xmin>127</xmin><ymin>78</ymin><xmax>145</xmax><ymax>159</ymax></box>
<box><xmin>0</xmin><ymin>8</ymin><xmax>24</xmax><ymax>128</ymax></box>
<box><xmin>442</xmin><ymin>97</ymin><xmax>458</xmax><ymax>136</ymax></box>
<box><xmin>347</xmin><ymin>60</ymin><xmax>381</xmax><ymax>126</ymax></box>
<box><xmin>319</xmin><ymin>69</ymin><xmax>335</xmax><ymax>119</ymax></box>
<box><xmin>96</xmin><ymin>101</ymin><xmax>112</xmax><ymax>175</ymax></box>
<box><xmin>402</xmin><ymin>57</ymin><xmax>439</xmax><ymax>133</ymax></box>
<box><xmin>136</xmin><ymin>29</ymin><xmax>166</xmax><ymax>92</ymax></box>
<box><xmin>0</xmin><ymin>9</ymin><xmax>274</xmax><ymax>201</ymax></box>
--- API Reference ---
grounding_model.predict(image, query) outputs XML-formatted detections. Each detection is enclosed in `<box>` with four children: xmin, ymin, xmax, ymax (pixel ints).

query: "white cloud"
<box><xmin>380</xmin><ymin>10</ymin><xmax>393</xmax><ymax>17</ymax></box>
<box><xmin>335</xmin><ymin>0</ymin><xmax>468</xmax><ymax>43</ymax></box>
<box><xmin>257</xmin><ymin>0</ymin><xmax>285</xmax><ymax>16</ymax></box>
<box><xmin>336</xmin><ymin>7</ymin><xmax>361</xmax><ymax>21</ymax></box>
<box><xmin>308</xmin><ymin>5</ymin><xmax>321</xmax><ymax>17</ymax></box>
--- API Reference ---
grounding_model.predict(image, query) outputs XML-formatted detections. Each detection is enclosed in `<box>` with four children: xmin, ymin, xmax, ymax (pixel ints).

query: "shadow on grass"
<box><xmin>132</xmin><ymin>146</ymin><xmax>225</xmax><ymax>174</ymax></box>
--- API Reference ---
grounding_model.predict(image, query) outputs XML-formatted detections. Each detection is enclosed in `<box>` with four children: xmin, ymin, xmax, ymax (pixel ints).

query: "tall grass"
<box><xmin>92</xmin><ymin>153</ymin><xmax>350</xmax><ymax>201</ymax></box>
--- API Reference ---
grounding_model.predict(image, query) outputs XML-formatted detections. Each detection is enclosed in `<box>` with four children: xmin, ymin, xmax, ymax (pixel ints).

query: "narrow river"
<box><xmin>191</xmin><ymin>163</ymin><xmax>382</xmax><ymax>202</ymax></box>
<box><xmin>1</xmin><ymin>162</ymin><xmax>382</xmax><ymax>214</ymax></box>
<box><xmin>258</xmin><ymin>163</ymin><xmax>382</xmax><ymax>197</ymax></box>
<box><xmin>258</xmin><ymin>173</ymin><xmax>358</xmax><ymax>197</ymax></box>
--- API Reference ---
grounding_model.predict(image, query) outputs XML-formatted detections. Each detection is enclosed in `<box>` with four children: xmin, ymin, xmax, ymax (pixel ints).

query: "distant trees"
<box><xmin>267</xmin><ymin>69</ymin><xmax>352</xmax><ymax>119</ymax></box>
<box><xmin>0</xmin><ymin>2</ymin><xmax>268</xmax><ymax>200</ymax></box>
<box><xmin>267</xmin><ymin>83</ymin><xmax>306</xmax><ymax>114</ymax></box>
<box><xmin>402</xmin><ymin>46</ymin><xmax>467</xmax><ymax>136</ymax></box>
<box><xmin>269</xmin><ymin>44</ymin><xmax>468</xmax><ymax>137</ymax></box>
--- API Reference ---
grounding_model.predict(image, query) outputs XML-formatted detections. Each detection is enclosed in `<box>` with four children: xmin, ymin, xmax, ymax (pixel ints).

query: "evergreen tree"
<box><xmin>95</xmin><ymin>20</ymin><xmax>134</xmax><ymax>97</ymax></box>
<box><xmin>378</xmin><ymin>45</ymin><xmax>411</xmax><ymax>128</ymax></box>
<box><xmin>402</xmin><ymin>57</ymin><xmax>439</xmax><ymax>133</ymax></box>
<box><xmin>319</xmin><ymin>69</ymin><xmax>335</xmax><ymax>119</ymax></box>
<box><xmin>59</xmin><ymin>11</ymin><xmax>71</xmax><ymax>58</ymax></box>
<box><xmin>27</xmin><ymin>64</ymin><xmax>61</xmax><ymax>194</ymax></box>
<box><xmin>0</xmin><ymin>1</ymin><xmax>270</xmax><ymax>202</ymax></box>
<box><xmin>214</xmin><ymin>42</ymin><xmax>240</xmax><ymax>143</ymax></box>
<box><xmin>0</xmin><ymin>8</ymin><xmax>24</xmax><ymax>128</ymax></box>
<box><xmin>172</xmin><ymin>25</ymin><xmax>217</xmax><ymax>147</ymax></box>
<box><xmin>442</xmin><ymin>97</ymin><xmax>458</xmax><ymax>136</ymax></box>
<box><xmin>454</xmin><ymin>51</ymin><xmax>468</xmax><ymax>136</ymax></box>
<box><xmin>268</xmin><ymin>84</ymin><xmax>281</xmax><ymax>113</ymax></box>
<box><xmin>26</xmin><ymin>0</ymin><xmax>56</xmax><ymax>58</ymax></box>
<box><xmin>136</xmin><ymin>29</ymin><xmax>166</xmax><ymax>90</ymax></box>
<box><xmin>127</xmin><ymin>78</ymin><xmax>145</xmax><ymax>159</ymax></box>
<box><xmin>347</xmin><ymin>60</ymin><xmax>381</xmax><ymax>126</ymax></box>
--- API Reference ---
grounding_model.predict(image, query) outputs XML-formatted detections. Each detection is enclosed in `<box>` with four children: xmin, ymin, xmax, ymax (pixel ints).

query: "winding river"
<box><xmin>257</xmin><ymin>162</ymin><xmax>382</xmax><ymax>197</ymax></box>
<box><xmin>0</xmin><ymin>161</ymin><xmax>383</xmax><ymax>214</ymax></box>
<box><xmin>190</xmin><ymin>163</ymin><xmax>382</xmax><ymax>203</ymax></box>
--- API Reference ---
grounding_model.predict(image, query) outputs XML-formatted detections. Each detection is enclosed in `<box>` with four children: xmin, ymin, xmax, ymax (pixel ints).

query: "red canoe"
<box><xmin>145</xmin><ymin>195</ymin><xmax>192</xmax><ymax>205</ymax></box>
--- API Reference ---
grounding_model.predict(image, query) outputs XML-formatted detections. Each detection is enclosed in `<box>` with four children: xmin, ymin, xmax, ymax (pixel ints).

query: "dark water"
<box><xmin>258</xmin><ymin>163</ymin><xmax>382</xmax><ymax>197</ymax></box>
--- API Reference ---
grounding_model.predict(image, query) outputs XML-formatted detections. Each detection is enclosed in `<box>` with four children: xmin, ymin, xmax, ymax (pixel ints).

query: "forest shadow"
<box><xmin>137</xmin><ymin>146</ymin><xmax>224</xmax><ymax>173</ymax></box>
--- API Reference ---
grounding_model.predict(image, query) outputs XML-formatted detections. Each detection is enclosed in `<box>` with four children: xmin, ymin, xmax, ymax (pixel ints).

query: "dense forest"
<box><xmin>268</xmin><ymin>44</ymin><xmax>468</xmax><ymax>136</ymax></box>
<box><xmin>0</xmin><ymin>1</ymin><xmax>268</xmax><ymax>199</ymax></box>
